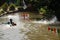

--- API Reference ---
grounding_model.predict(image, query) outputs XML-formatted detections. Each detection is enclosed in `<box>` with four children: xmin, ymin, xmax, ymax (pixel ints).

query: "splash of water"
<box><xmin>32</xmin><ymin>16</ymin><xmax>57</xmax><ymax>24</ymax></box>
<box><xmin>49</xmin><ymin>16</ymin><xmax>57</xmax><ymax>24</ymax></box>
<box><xmin>23</xmin><ymin>0</ymin><xmax>27</xmax><ymax>9</ymax></box>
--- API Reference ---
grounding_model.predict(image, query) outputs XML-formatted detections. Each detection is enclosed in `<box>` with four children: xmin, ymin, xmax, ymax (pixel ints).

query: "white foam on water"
<box><xmin>32</xmin><ymin>16</ymin><xmax>57</xmax><ymax>24</ymax></box>
<box><xmin>0</xmin><ymin>13</ymin><xmax>26</xmax><ymax>40</ymax></box>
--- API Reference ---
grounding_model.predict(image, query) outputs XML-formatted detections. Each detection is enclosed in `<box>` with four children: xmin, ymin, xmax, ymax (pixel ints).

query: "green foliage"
<box><xmin>9</xmin><ymin>6</ymin><xmax>15</xmax><ymax>11</ymax></box>
<box><xmin>9</xmin><ymin>3</ymin><xmax>16</xmax><ymax>11</ymax></box>
<box><xmin>16</xmin><ymin>0</ymin><xmax>20</xmax><ymax>6</ymax></box>
<box><xmin>39</xmin><ymin>7</ymin><xmax>47</xmax><ymax>14</ymax></box>
<box><xmin>0</xmin><ymin>11</ymin><xmax>4</xmax><ymax>15</ymax></box>
<box><xmin>1</xmin><ymin>3</ymin><xmax>8</xmax><ymax>11</ymax></box>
